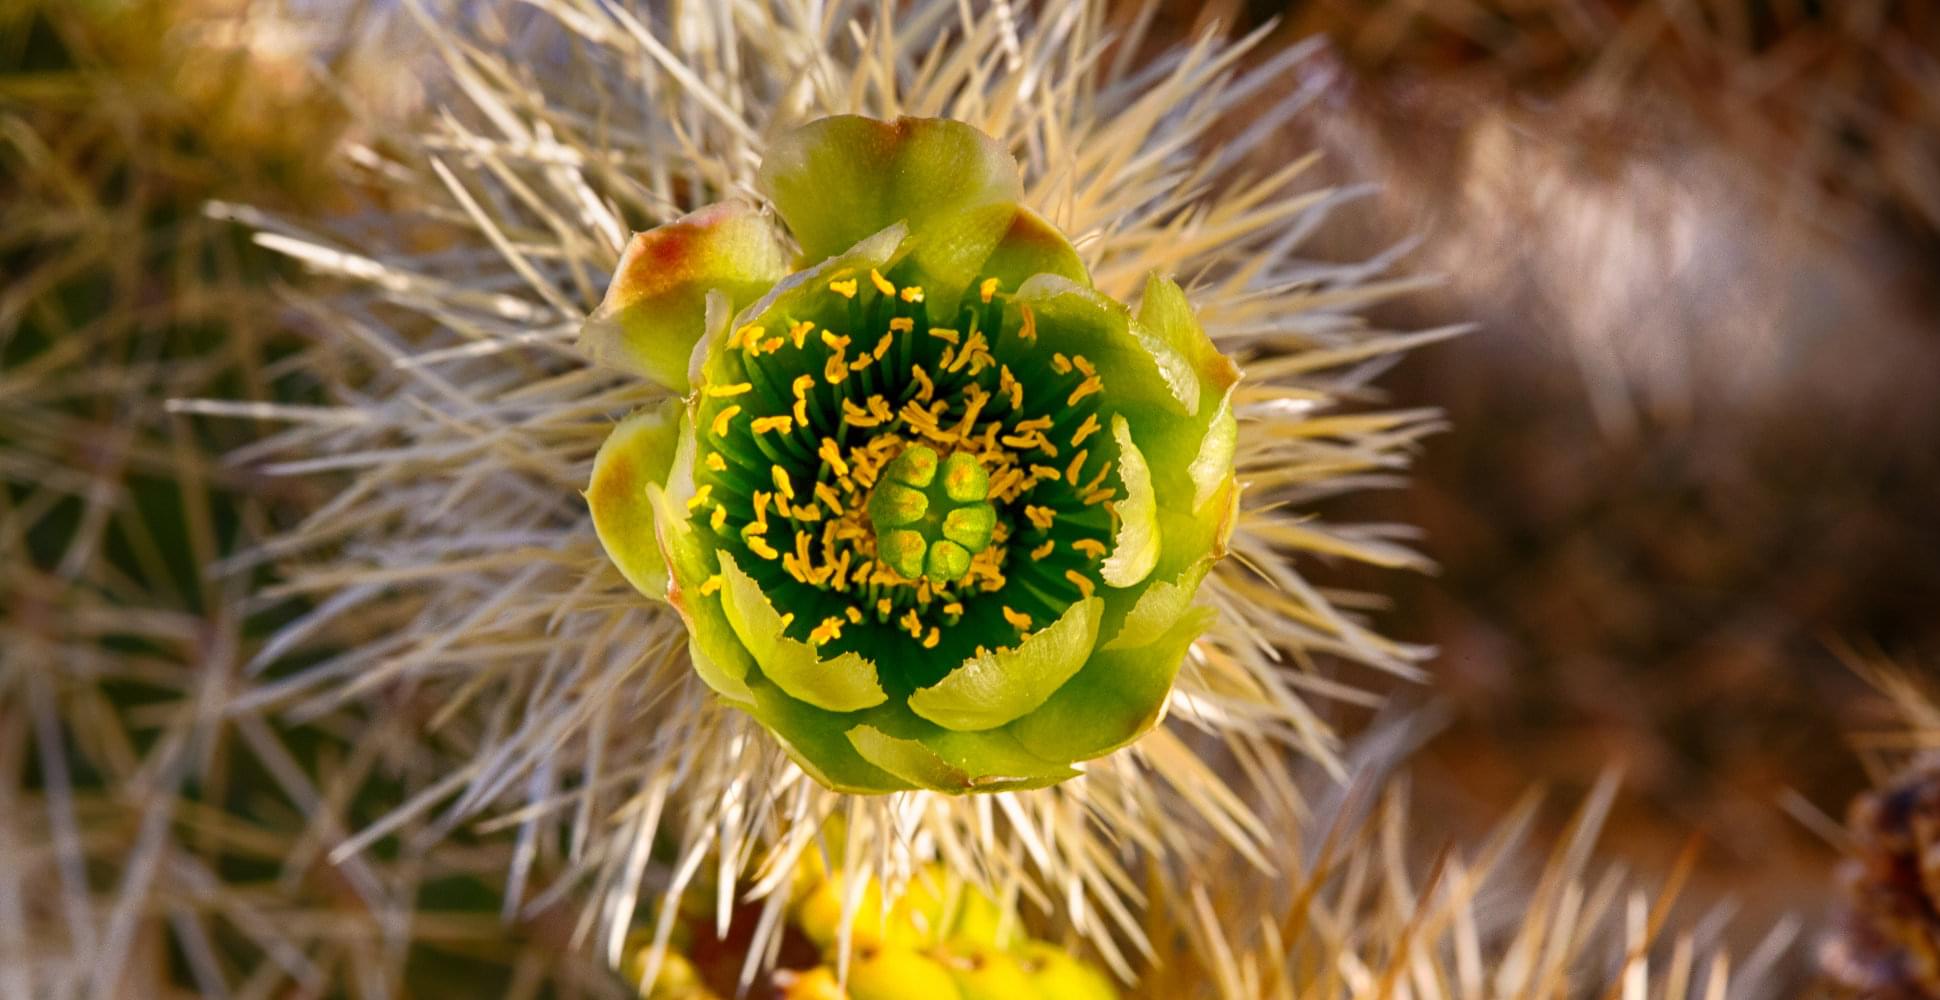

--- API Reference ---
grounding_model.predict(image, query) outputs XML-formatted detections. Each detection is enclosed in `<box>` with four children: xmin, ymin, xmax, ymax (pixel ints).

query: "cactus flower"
<box><xmin>583</xmin><ymin>115</ymin><xmax>1239</xmax><ymax>794</ymax></box>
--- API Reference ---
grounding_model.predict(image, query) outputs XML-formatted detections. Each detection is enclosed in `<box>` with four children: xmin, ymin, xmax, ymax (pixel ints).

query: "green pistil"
<box><xmin>867</xmin><ymin>444</ymin><xmax>997</xmax><ymax>585</ymax></box>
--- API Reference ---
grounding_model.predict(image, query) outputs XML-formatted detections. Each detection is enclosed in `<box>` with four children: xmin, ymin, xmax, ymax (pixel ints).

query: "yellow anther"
<box><xmin>999</xmin><ymin>366</ymin><xmax>1024</xmax><ymax>409</ymax></box>
<box><xmin>710</xmin><ymin>506</ymin><xmax>728</xmax><ymax>532</ymax></box>
<box><xmin>824</xmin><ymin>354</ymin><xmax>849</xmax><ymax>384</ymax></box>
<box><xmin>1002</xmin><ymin>606</ymin><xmax>1032</xmax><ymax>630</ymax></box>
<box><xmin>943</xmin><ymin>601</ymin><xmax>964</xmax><ymax>616</ymax></box>
<box><xmin>1052</xmin><ymin>353</ymin><xmax>1074</xmax><ymax>375</ymax></box>
<box><xmin>874</xmin><ymin>333</ymin><xmax>896</xmax><ymax>358</ymax></box>
<box><xmin>878</xmin><ymin>597</ymin><xmax>894</xmax><ymax>617</ymax></box>
<box><xmin>829</xmin><ymin>277</ymin><xmax>859</xmax><ymax>298</ymax></box>
<box><xmin>748</xmin><ymin>537</ymin><xmax>780</xmax><ymax>560</ymax></box>
<box><xmin>700</xmin><ymin>575</ymin><xmax>724</xmax><ymax>596</ymax></box>
<box><xmin>1083</xmin><ymin>462</ymin><xmax>1113</xmax><ymax>493</ymax></box>
<box><xmin>779</xmin><ymin>612</ymin><xmax>795</xmax><ymax>629</ymax></box>
<box><xmin>888</xmin><ymin>317</ymin><xmax>915</xmax><ymax>334</ymax></box>
<box><xmin>1068</xmin><ymin>377</ymin><xmax>1103</xmax><ymax>406</ymax></box>
<box><xmin>911</xmin><ymin>365</ymin><xmax>935</xmax><ymax>401</ymax></box>
<box><xmin>1018</xmin><ymin>303</ymin><xmax>1036</xmax><ymax>343</ymax></box>
<box><xmin>1072</xmin><ymin>538</ymin><xmax>1108</xmax><ymax>559</ymax></box>
<box><xmin>685</xmin><ymin>484</ymin><xmax>714</xmax><ymax>511</ymax></box>
<box><xmin>845</xmin><ymin>606</ymin><xmax>864</xmax><ymax>624</ymax></box>
<box><xmin>1029</xmin><ymin>463</ymin><xmax>1062</xmax><ymax>483</ymax></box>
<box><xmin>1025</xmin><ymin>505</ymin><xmax>1056</xmax><ymax>531</ymax></box>
<box><xmin>762</xmin><ymin>337</ymin><xmax>784</xmax><ymax>353</ymax></box>
<box><xmin>1082</xmin><ymin>487</ymin><xmax>1115</xmax><ymax>506</ymax></box>
<box><xmin>900</xmin><ymin>285</ymin><xmax>925</xmax><ymax>303</ymax></box>
<box><xmin>1071</xmin><ymin>413</ymin><xmax>1102</xmax><ymax>447</ymax></box>
<box><xmin>901</xmin><ymin>608</ymin><xmax>924</xmax><ymax>637</ymax></box>
<box><xmin>922</xmin><ymin>627</ymin><xmax>941</xmax><ymax>649</ymax></box>
<box><xmin>771</xmin><ymin>466</ymin><xmax>795</xmax><ymax>500</ymax></box>
<box><xmin>1065</xmin><ymin>569</ymin><xmax>1095</xmax><ymax>598</ymax></box>
<box><xmin>840</xmin><ymin>398</ymin><xmax>882</xmax><ymax>427</ymax></box>
<box><xmin>928</xmin><ymin>327</ymin><xmax>960</xmax><ymax>345</ymax></box>
<box><xmin>814</xmin><ymin>481</ymin><xmax>844</xmax><ymax>516</ymax></box>
<box><xmin>706</xmin><ymin>452</ymin><xmax>728</xmax><ymax>472</ymax></box>
<box><xmin>731</xmin><ymin>324</ymin><xmax>763</xmax><ymax>349</ymax></box>
<box><xmin>752</xmin><ymin>491</ymin><xmax>773</xmax><ymax>525</ymax></box>
<box><xmin>1066</xmin><ymin>449</ymin><xmax>1089</xmax><ymax>486</ymax></box>
<box><xmin>820</xmin><ymin>330</ymin><xmax>850</xmax><ymax>352</ymax></box>
<box><xmin>789</xmin><ymin>320</ymin><xmax>814</xmax><ymax>349</ymax></box>
<box><xmin>752</xmin><ymin>415</ymin><xmax>795</xmax><ymax>435</ymax></box>
<box><xmin>1031</xmin><ymin>540</ymin><xmax>1055</xmax><ymax>560</ymax></box>
<box><xmin>980</xmin><ymin>277</ymin><xmax>1000</xmax><ymax>303</ymax></box>
<box><xmin>810</xmin><ymin>616</ymin><xmax>844</xmax><ymax>645</ymax></box>
<box><xmin>1071</xmin><ymin>354</ymin><xmax>1096</xmax><ymax>376</ymax></box>
<box><xmin>710</xmin><ymin>405</ymin><xmax>742</xmax><ymax>438</ymax></box>
<box><xmin>703</xmin><ymin>382</ymin><xmax>752</xmax><ymax>398</ymax></box>
<box><xmin>818</xmin><ymin>438</ymin><xmax>850</xmax><ymax>478</ymax></box>
<box><xmin>869</xmin><ymin>269</ymin><xmax>896</xmax><ymax>296</ymax></box>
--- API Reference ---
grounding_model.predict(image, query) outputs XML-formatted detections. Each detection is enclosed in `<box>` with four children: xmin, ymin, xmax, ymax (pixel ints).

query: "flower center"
<box><xmin>686</xmin><ymin>267</ymin><xmax>1121</xmax><ymax>670</ymax></box>
<box><xmin>865</xmin><ymin>444</ymin><xmax>998</xmax><ymax>585</ymax></box>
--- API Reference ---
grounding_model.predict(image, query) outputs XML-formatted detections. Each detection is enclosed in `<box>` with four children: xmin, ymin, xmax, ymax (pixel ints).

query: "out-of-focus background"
<box><xmin>4</xmin><ymin>0</ymin><xmax>1937</xmax><ymax>992</ymax></box>
<box><xmin>1211</xmin><ymin>0</ymin><xmax>1940</xmax><ymax>951</ymax></box>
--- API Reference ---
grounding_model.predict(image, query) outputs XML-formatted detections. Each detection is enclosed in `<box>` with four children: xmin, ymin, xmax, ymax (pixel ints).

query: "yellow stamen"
<box><xmin>706</xmin><ymin>452</ymin><xmax>727</xmax><ymax>472</ymax></box>
<box><xmin>685</xmin><ymin>484</ymin><xmax>714</xmax><ymax>511</ymax></box>
<box><xmin>809</xmin><ymin>616</ymin><xmax>845</xmax><ymax>645</ymax></box>
<box><xmin>1072</xmin><ymin>538</ymin><xmax>1108</xmax><ymax>559</ymax></box>
<box><xmin>1025</xmin><ymin>505</ymin><xmax>1056</xmax><ymax>531</ymax></box>
<box><xmin>911</xmin><ymin>365</ymin><xmax>935</xmax><ymax>401</ymax></box>
<box><xmin>814</xmin><ymin>481</ymin><xmax>844</xmax><ymax>516</ymax></box>
<box><xmin>1065</xmin><ymin>570</ymin><xmax>1095</xmax><ymax>598</ymax></box>
<box><xmin>1031</xmin><ymin>540</ymin><xmax>1055</xmax><ymax>560</ymax></box>
<box><xmin>845</xmin><ymin>605</ymin><xmax>864</xmax><ymax>624</ymax></box>
<box><xmin>1002</xmin><ymin>606</ymin><xmax>1032</xmax><ymax>630</ymax></box>
<box><xmin>752</xmin><ymin>415</ymin><xmax>794</xmax><ymax>435</ymax></box>
<box><xmin>874</xmin><ymin>333</ymin><xmax>895</xmax><ymax>359</ymax></box>
<box><xmin>703</xmin><ymin>382</ymin><xmax>752</xmax><ymax>398</ymax></box>
<box><xmin>818</xmin><ymin>438</ymin><xmax>850</xmax><ymax>478</ymax></box>
<box><xmin>980</xmin><ymin>277</ymin><xmax>1000</xmax><ymax>303</ymax></box>
<box><xmin>748</xmin><ymin>537</ymin><xmax>780</xmax><ymax>560</ymax></box>
<box><xmin>710</xmin><ymin>506</ymin><xmax>728</xmax><ymax>532</ymax></box>
<box><xmin>790</xmin><ymin>320</ymin><xmax>814</xmax><ymax>349</ymax></box>
<box><xmin>1071</xmin><ymin>413</ymin><xmax>1101</xmax><ymax>447</ymax></box>
<box><xmin>869</xmin><ymin>269</ymin><xmax>896</xmax><ymax>296</ymax></box>
<box><xmin>1065</xmin><ymin>449</ymin><xmax>1088</xmax><ymax>486</ymax></box>
<box><xmin>829</xmin><ymin>277</ymin><xmax>858</xmax><ymax>298</ymax></box>
<box><xmin>900</xmin><ymin>285</ymin><xmax>925</xmax><ymax>303</ymax></box>
<box><xmin>820</xmin><ymin>330</ymin><xmax>850</xmax><ymax>352</ymax></box>
<box><xmin>928</xmin><ymin>327</ymin><xmax>960</xmax><ymax>345</ymax></box>
<box><xmin>710</xmin><ymin>405</ymin><xmax>741</xmax><ymax>437</ymax></box>
<box><xmin>1068</xmin><ymin>377</ymin><xmax>1103</xmax><ymax>406</ymax></box>
<box><xmin>771</xmin><ymin>466</ymin><xmax>795</xmax><ymax>500</ymax></box>
<box><xmin>922</xmin><ymin>626</ymin><xmax>940</xmax><ymax>649</ymax></box>
<box><xmin>1052</xmin><ymin>353</ymin><xmax>1073</xmax><ymax>375</ymax></box>
<box><xmin>1018</xmin><ymin>303</ymin><xmax>1036</xmax><ymax>343</ymax></box>
<box><xmin>700</xmin><ymin>575</ymin><xmax>724</xmax><ymax>596</ymax></box>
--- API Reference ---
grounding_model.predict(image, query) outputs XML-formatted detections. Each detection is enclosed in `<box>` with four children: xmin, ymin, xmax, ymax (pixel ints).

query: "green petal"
<box><xmin>1132</xmin><ymin>273</ymin><xmax>1241</xmax><ymax>514</ymax></box>
<box><xmin>1009</xmin><ymin>605</ymin><xmax>1214</xmax><ymax>763</ymax></box>
<box><xmin>978</xmin><ymin>206</ymin><xmax>1089</xmax><ymax>289</ymax></box>
<box><xmin>907</xmin><ymin>597</ymin><xmax>1101</xmax><ymax>732</ymax></box>
<box><xmin>757</xmin><ymin>116</ymin><xmax>1021</xmax><ymax>310</ymax></box>
<box><xmin>716</xmin><ymin>552</ymin><xmax>887</xmax><ymax>713</ymax></box>
<box><xmin>748</xmin><ymin>686</ymin><xmax>909</xmax><ymax>794</ymax></box>
<box><xmin>845</xmin><ymin>725</ymin><xmax>1076</xmax><ymax>793</ymax></box>
<box><xmin>1011</xmin><ymin>275</ymin><xmax>1194</xmax><ymax>418</ymax></box>
<box><xmin>1099</xmin><ymin>414</ymin><xmax>1158</xmax><ymax>588</ymax></box>
<box><xmin>579</xmin><ymin>202</ymin><xmax>788</xmax><ymax>392</ymax></box>
<box><xmin>647</xmin><ymin>484</ymin><xmax>756</xmax><ymax>707</ymax></box>
<box><xmin>1101</xmin><ymin>561</ymin><xmax>1211</xmax><ymax>652</ymax></box>
<box><xmin>586</xmin><ymin>400</ymin><xmax>684</xmax><ymax>601</ymax></box>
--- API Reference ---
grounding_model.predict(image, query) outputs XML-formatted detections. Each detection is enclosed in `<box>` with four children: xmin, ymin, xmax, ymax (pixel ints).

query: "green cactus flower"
<box><xmin>584</xmin><ymin>115</ymin><xmax>1240</xmax><ymax>794</ymax></box>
